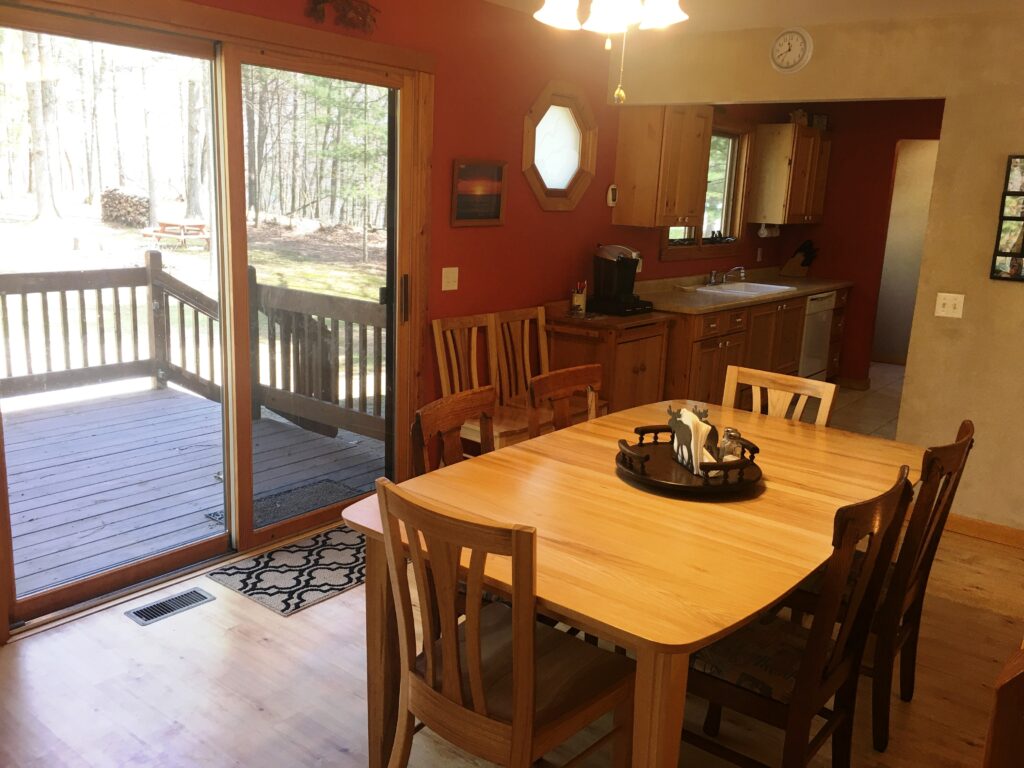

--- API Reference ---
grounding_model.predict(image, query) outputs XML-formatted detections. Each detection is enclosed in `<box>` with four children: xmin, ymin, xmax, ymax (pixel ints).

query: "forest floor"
<box><xmin>0</xmin><ymin>201</ymin><xmax>387</xmax><ymax>302</ymax></box>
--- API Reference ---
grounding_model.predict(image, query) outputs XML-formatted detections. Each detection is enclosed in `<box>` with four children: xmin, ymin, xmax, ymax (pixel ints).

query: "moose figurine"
<box><xmin>667</xmin><ymin>405</ymin><xmax>720</xmax><ymax>476</ymax></box>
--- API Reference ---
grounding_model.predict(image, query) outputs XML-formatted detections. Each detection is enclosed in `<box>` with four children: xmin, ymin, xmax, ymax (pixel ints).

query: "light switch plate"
<box><xmin>441</xmin><ymin>267</ymin><xmax>459</xmax><ymax>292</ymax></box>
<box><xmin>934</xmin><ymin>292</ymin><xmax>964</xmax><ymax>318</ymax></box>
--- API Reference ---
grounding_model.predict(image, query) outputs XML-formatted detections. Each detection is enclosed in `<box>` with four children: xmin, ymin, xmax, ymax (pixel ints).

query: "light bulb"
<box><xmin>639</xmin><ymin>0</ymin><xmax>689</xmax><ymax>29</ymax></box>
<box><xmin>533</xmin><ymin>0</ymin><xmax>582</xmax><ymax>31</ymax></box>
<box><xmin>583</xmin><ymin>0</ymin><xmax>642</xmax><ymax>34</ymax></box>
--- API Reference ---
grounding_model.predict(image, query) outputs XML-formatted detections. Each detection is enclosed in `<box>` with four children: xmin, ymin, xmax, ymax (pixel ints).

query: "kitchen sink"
<box><xmin>696</xmin><ymin>282</ymin><xmax>797</xmax><ymax>296</ymax></box>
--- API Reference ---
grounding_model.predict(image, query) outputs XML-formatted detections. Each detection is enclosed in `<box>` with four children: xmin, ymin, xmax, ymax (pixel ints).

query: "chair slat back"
<box><xmin>376</xmin><ymin>478</ymin><xmax>537</xmax><ymax>737</ymax></box>
<box><xmin>432</xmin><ymin>314</ymin><xmax>499</xmax><ymax>397</ymax></box>
<box><xmin>494</xmin><ymin>307</ymin><xmax>549</xmax><ymax>407</ymax></box>
<box><xmin>983</xmin><ymin>638</ymin><xmax>1024</xmax><ymax>768</ymax></box>
<box><xmin>722</xmin><ymin>365</ymin><xmax>836</xmax><ymax>426</ymax></box>
<box><xmin>886</xmin><ymin>420</ymin><xmax>974</xmax><ymax>617</ymax></box>
<box><xmin>797</xmin><ymin>467</ymin><xmax>913</xmax><ymax>698</ymax></box>
<box><xmin>527</xmin><ymin>363</ymin><xmax>601</xmax><ymax>438</ymax></box>
<box><xmin>411</xmin><ymin>386</ymin><xmax>497</xmax><ymax>476</ymax></box>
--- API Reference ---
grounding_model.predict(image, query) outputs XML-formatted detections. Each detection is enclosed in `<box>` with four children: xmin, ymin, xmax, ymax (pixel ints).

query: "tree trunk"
<box><xmin>362</xmin><ymin>83</ymin><xmax>369</xmax><ymax>262</ymax></box>
<box><xmin>78</xmin><ymin>47</ymin><xmax>94</xmax><ymax>204</ymax></box>
<box><xmin>289</xmin><ymin>85</ymin><xmax>299</xmax><ymax>221</ymax></box>
<box><xmin>185</xmin><ymin>78</ymin><xmax>203</xmax><ymax>218</ymax></box>
<box><xmin>140</xmin><ymin>69</ymin><xmax>158</xmax><ymax>227</ymax></box>
<box><xmin>111</xmin><ymin>63</ymin><xmax>125</xmax><ymax>186</ymax></box>
<box><xmin>92</xmin><ymin>48</ymin><xmax>106</xmax><ymax>197</ymax></box>
<box><xmin>244</xmin><ymin>69</ymin><xmax>259</xmax><ymax>226</ymax></box>
<box><xmin>22</xmin><ymin>32</ymin><xmax>57</xmax><ymax>219</ymax></box>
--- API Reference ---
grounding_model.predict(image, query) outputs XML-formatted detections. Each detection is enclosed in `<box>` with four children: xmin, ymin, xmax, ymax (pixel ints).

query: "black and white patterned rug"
<box><xmin>207</xmin><ymin>526</ymin><xmax>366</xmax><ymax>616</ymax></box>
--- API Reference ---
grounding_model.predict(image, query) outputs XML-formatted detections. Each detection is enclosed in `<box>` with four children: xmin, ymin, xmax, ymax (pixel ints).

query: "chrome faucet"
<box><xmin>707</xmin><ymin>270</ymin><xmax>720</xmax><ymax>285</ymax></box>
<box><xmin>723</xmin><ymin>266</ymin><xmax>746</xmax><ymax>283</ymax></box>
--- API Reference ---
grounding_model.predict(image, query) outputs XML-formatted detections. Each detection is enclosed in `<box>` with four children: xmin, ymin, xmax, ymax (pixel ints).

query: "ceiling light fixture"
<box><xmin>533</xmin><ymin>0</ymin><xmax>689</xmax><ymax>104</ymax></box>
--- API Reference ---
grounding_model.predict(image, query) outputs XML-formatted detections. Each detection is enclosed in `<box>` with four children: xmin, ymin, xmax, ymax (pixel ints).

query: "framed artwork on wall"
<box><xmin>451</xmin><ymin>160</ymin><xmax>507</xmax><ymax>227</ymax></box>
<box><xmin>991</xmin><ymin>156</ymin><xmax>1024</xmax><ymax>281</ymax></box>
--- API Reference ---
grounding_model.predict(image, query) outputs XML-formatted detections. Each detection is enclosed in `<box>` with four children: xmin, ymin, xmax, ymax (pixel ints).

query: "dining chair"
<box><xmin>983</xmin><ymin>637</ymin><xmax>1024</xmax><ymax>768</ymax></box>
<box><xmin>722</xmin><ymin>365</ymin><xmax>837</xmax><ymax>426</ymax></box>
<box><xmin>787</xmin><ymin>419</ymin><xmax>975</xmax><ymax>751</ymax></box>
<box><xmin>411</xmin><ymin>386</ymin><xmax>497</xmax><ymax>477</ymax></box>
<box><xmin>684</xmin><ymin>466</ymin><xmax>913</xmax><ymax>768</ymax></box>
<box><xmin>432</xmin><ymin>313</ymin><xmax>499</xmax><ymax>398</ymax></box>
<box><xmin>493</xmin><ymin>306</ymin><xmax>549</xmax><ymax>407</ymax></box>
<box><xmin>527</xmin><ymin>363</ymin><xmax>602</xmax><ymax>439</ymax></box>
<box><xmin>375</xmin><ymin>478</ymin><xmax>635</xmax><ymax>768</ymax></box>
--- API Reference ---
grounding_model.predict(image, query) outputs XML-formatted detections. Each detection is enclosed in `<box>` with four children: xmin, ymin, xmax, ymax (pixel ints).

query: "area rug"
<box><xmin>207</xmin><ymin>526</ymin><xmax>365</xmax><ymax>616</ymax></box>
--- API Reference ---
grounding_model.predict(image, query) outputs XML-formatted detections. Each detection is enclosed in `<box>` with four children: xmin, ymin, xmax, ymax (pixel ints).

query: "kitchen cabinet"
<box><xmin>747</xmin><ymin>123</ymin><xmax>831</xmax><ymax>225</ymax></box>
<box><xmin>546</xmin><ymin>311</ymin><xmax>670</xmax><ymax>413</ymax></box>
<box><xmin>747</xmin><ymin>298</ymin><xmax>805</xmax><ymax>374</ymax></box>
<box><xmin>612</xmin><ymin>105</ymin><xmax>714</xmax><ymax>228</ymax></box>
<box><xmin>688</xmin><ymin>331</ymin><xmax>746</xmax><ymax>404</ymax></box>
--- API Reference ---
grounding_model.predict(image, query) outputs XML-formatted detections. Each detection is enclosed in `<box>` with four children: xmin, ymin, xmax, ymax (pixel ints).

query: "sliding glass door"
<box><xmin>232</xmin><ymin>55</ymin><xmax>394</xmax><ymax>546</ymax></box>
<box><xmin>0</xmin><ymin>26</ymin><xmax>230</xmax><ymax>608</ymax></box>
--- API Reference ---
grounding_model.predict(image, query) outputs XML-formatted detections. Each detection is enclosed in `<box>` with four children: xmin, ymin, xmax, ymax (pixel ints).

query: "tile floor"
<box><xmin>827</xmin><ymin>362</ymin><xmax>905</xmax><ymax>438</ymax></box>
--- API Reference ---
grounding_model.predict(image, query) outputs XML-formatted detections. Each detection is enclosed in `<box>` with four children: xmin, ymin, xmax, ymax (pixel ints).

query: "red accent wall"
<box><xmin>777</xmin><ymin>100</ymin><xmax>945</xmax><ymax>383</ymax></box>
<box><xmin>189</xmin><ymin>1</ymin><xmax>944</xmax><ymax>393</ymax></box>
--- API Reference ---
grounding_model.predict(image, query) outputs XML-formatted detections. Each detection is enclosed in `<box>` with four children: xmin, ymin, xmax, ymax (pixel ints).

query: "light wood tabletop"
<box><xmin>344</xmin><ymin>400</ymin><xmax>925</xmax><ymax>767</ymax></box>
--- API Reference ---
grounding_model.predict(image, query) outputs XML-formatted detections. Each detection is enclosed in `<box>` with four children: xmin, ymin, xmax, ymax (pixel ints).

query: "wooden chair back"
<box><xmin>983</xmin><ymin>638</ymin><xmax>1024</xmax><ymax>768</ymax></box>
<box><xmin>722</xmin><ymin>366</ymin><xmax>837</xmax><ymax>426</ymax></box>
<box><xmin>432</xmin><ymin>314</ymin><xmax>499</xmax><ymax>397</ymax></box>
<box><xmin>527</xmin><ymin>364</ymin><xmax>602</xmax><ymax>438</ymax></box>
<box><xmin>882</xmin><ymin>420</ymin><xmax>974</xmax><ymax>625</ymax></box>
<box><xmin>376</xmin><ymin>478</ymin><xmax>538</xmax><ymax>765</ymax></box>
<box><xmin>411</xmin><ymin>386</ymin><xmax>497</xmax><ymax>476</ymax></box>
<box><xmin>795</xmin><ymin>467</ymin><xmax>913</xmax><ymax>710</ymax></box>
<box><xmin>494</xmin><ymin>306</ymin><xmax>549</xmax><ymax>407</ymax></box>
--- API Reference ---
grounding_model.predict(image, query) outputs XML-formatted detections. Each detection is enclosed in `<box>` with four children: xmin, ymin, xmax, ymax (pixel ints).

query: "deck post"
<box><xmin>146</xmin><ymin>251</ymin><xmax>168</xmax><ymax>389</ymax></box>
<box><xmin>248</xmin><ymin>266</ymin><xmax>261</xmax><ymax>420</ymax></box>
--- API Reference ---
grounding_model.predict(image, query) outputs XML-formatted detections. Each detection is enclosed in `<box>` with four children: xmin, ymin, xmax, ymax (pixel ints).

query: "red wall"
<box><xmin>778</xmin><ymin>100</ymin><xmax>945</xmax><ymax>383</ymax></box>
<box><xmin>189</xmin><ymin>1</ymin><xmax>945</xmax><ymax>392</ymax></box>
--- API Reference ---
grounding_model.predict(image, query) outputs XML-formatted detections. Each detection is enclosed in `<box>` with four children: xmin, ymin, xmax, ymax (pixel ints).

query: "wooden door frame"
<box><xmin>0</xmin><ymin>0</ymin><xmax>431</xmax><ymax>636</ymax></box>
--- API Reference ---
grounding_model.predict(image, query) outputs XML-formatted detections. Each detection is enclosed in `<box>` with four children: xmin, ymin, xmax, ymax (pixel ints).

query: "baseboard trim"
<box><xmin>947</xmin><ymin>514</ymin><xmax>1024</xmax><ymax>551</ymax></box>
<box><xmin>837</xmin><ymin>377</ymin><xmax>871</xmax><ymax>391</ymax></box>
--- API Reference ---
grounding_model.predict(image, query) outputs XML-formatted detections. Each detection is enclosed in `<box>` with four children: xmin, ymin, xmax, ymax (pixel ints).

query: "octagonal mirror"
<box><xmin>523</xmin><ymin>82</ymin><xmax>597</xmax><ymax>211</ymax></box>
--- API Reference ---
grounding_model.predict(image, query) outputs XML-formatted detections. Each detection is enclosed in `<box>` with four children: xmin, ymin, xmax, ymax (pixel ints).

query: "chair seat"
<box><xmin>417</xmin><ymin>602</ymin><xmax>634</xmax><ymax>726</ymax></box>
<box><xmin>794</xmin><ymin>552</ymin><xmax>895</xmax><ymax>623</ymax></box>
<box><xmin>692</xmin><ymin>614</ymin><xmax>822</xmax><ymax>704</ymax></box>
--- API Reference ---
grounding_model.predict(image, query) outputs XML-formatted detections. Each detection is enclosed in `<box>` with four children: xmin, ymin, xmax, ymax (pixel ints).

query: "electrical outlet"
<box><xmin>441</xmin><ymin>267</ymin><xmax>459</xmax><ymax>292</ymax></box>
<box><xmin>934</xmin><ymin>292</ymin><xmax>964</xmax><ymax>318</ymax></box>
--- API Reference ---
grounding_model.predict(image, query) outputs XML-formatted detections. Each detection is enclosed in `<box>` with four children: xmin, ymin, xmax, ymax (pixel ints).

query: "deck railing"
<box><xmin>0</xmin><ymin>251</ymin><xmax>386</xmax><ymax>441</ymax></box>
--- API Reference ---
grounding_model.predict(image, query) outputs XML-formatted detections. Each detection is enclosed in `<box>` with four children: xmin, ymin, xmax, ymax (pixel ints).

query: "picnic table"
<box><xmin>142</xmin><ymin>219</ymin><xmax>210</xmax><ymax>249</ymax></box>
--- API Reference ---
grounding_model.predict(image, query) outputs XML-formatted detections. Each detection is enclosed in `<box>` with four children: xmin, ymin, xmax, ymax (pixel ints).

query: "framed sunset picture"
<box><xmin>451</xmin><ymin>160</ymin><xmax>507</xmax><ymax>226</ymax></box>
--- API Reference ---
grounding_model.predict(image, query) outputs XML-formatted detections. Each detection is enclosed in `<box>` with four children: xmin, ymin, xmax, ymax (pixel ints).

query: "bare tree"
<box><xmin>185</xmin><ymin>78</ymin><xmax>204</xmax><ymax>218</ymax></box>
<box><xmin>21</xmin><ymin>31</ymin><xmax>57</xmax><ymax>219</ymax></box>
<box><xmin>140</xmin><ymin>68</ymin><xmax>158</xmax><ymax>227</ymax></box>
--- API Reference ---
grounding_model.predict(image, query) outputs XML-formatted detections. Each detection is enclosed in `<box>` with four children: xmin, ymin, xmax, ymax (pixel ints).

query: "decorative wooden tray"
<box><xmin>615</xmin><ymin>425</ymin><xmax>762</xmax><ymax>499</ymax></box>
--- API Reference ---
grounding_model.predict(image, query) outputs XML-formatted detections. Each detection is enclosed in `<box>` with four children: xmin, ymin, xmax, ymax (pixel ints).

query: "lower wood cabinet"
<box><xmin>688</xmin><ymin>331</ymin><xmax>746</xmax><ymax>404</ymax></box>
<box><xmin>746</xmin><ymin>297</ymin><xmax>806</xmax><ymax>375</ymax></box>
<box><xmin>547</xmin><ymin>311</ymin><xmax>670</xmax><ymax>413</ymax></box>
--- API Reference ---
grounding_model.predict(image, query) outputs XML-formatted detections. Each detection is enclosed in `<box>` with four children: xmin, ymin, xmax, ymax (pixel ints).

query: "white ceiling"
<box><xmin>484</xmin><ymin>0</ymin><xmax>1014</xmax><ymax>33</ymax></box>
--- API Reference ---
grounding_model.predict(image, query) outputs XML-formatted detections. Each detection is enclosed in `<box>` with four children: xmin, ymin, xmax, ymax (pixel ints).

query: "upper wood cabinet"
<box><xmin>746</xmin><ymin>124</ymin><xmax>831</xmax><ymax>225</ymax></box>
<box><xmin>612</xmin><ymin>105</ymin><xmax>714</xmax><ymax>228</ymax></box>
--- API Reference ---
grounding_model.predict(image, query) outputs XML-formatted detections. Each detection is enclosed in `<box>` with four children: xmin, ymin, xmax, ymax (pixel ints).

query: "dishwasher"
<box><xmin>798</xmin><ymin>291</ymin><xmax>837</xmax><ymax>380</ymax></box>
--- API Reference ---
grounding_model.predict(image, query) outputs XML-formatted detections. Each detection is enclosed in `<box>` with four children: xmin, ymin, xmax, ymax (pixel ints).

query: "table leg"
<box><xmin>364</xmin><ymin>537</ymin><xmax>399</xmax><ymax>768</ymax></box>
<box><xmin>632</xmin><ymin>647</ymin><xmax>690</xmax><ymax>767</ymax></box>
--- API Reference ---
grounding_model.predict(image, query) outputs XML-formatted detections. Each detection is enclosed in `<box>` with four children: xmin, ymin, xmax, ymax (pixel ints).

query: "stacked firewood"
<box><xmin>101</xmin><ymin>188</ymin><xmax>150</xmax><ymax>228</ymax></box>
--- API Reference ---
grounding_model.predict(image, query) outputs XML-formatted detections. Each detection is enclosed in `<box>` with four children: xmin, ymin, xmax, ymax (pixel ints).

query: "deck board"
<box><xmin>3</xmin><ymin>385</ymin><xmax>384</xmax><ymax>597</ymax></box>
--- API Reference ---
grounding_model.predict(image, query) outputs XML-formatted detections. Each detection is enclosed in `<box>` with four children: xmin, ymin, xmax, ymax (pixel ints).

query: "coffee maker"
<box><xmin>589</xmin><ymin>244</ymin><xmax>653</xmax><ymax>316</ymax></box>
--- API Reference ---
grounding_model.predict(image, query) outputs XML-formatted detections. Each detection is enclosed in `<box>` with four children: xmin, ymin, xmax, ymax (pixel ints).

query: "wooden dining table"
<box><xmin>343</xmin><ymin>400</ymin><xmax>924</xmax><ymax>767</ymax></box>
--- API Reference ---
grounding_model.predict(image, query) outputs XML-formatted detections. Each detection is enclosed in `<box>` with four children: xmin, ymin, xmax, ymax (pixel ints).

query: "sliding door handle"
<box><xmin>400</xmin><ymin>274</ymin><xmax>410</xmax><ymax>323</ymax></box>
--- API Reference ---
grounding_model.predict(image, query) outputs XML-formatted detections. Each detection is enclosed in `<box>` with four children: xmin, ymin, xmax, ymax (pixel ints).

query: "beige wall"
<box><xmin>623</xmin><ymin>9</ymin><xmax>1024</xmax><ymax>528</ymax></box>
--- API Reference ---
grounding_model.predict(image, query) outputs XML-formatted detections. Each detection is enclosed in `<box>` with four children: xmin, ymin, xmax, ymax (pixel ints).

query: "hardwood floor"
<box><xmin>5</xmin><ymin>386</ymin><xmax>383</xmax><ymax>598</ymax></box>
<box><xmin>0</xmin><ymin>529</ymin><xmax>1020</xmax><ymax>767</ymax></box>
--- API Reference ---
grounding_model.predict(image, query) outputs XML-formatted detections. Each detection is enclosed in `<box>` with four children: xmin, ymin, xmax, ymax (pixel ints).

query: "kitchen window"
<box><xmin>664</xmin><ymin>128</ymin><xmax>749</xmax><ymax>256</ymax></box>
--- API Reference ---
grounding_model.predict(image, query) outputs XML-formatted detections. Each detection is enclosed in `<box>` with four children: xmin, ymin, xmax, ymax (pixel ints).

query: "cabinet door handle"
<box><xmin>724</xmin><ymin>340</ymin><xmax>730</xmax><ymax>348</ymax></box>
<box><xmin>718</xmin><ymin>341</ymin><xmax>723</xmax><ymax>348</ymax></box>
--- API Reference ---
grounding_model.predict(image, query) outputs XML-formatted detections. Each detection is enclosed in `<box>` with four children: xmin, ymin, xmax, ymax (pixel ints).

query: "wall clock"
<box><xmin>771</xmin><ymin>28</ymin><xmax>813</xmax><ymax>73</ymax></box>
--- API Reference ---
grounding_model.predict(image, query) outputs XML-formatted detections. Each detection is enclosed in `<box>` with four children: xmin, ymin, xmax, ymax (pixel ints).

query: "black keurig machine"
<box><xmin>589</xmin><ymin>244</ymin><xmax>653</xmax><ymax>316</ymax></box>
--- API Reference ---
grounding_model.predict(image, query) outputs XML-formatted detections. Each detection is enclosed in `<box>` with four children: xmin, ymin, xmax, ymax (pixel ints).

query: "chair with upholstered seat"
<box><xmin>432</xmin><ymin>314</ymin><xmax>499</xmax><ymax>398</ymax></box>
<box><xmin>786</xmin><ymin>419</ymin><xmax>975</xmax><ymax>751</ymax></box>
<box><xmin>722</xmin><ymin>365</ymin><xmax>837</xmax><ymax>426</ymax></box>
<box><xmin>527</xmin><ymin>364</ymin><xmax>602</xmax><ymax>439</ymax></box>
<box><xmin>684</xmin><ymin>467</ymin><xmax>913</xmax><ymax>768</ymax></box>
<box><xmin>375</xmin><ymin>477</ymin><xmax>635</xmax><ymax>768</ymax></box>
<box><xmin>411</xmin><ymin>386</ymin><xmax>497</xmax><ymax>477</ymax></box>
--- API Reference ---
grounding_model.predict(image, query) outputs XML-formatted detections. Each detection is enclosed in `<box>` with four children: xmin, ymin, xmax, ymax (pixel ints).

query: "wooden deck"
<box><xmin>4</xmin><ymin>386</ymin><xmax>384</xmax><ymax>597</ymax></box>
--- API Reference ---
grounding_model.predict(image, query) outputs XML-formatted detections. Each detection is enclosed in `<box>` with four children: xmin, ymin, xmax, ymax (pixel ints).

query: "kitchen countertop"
<box><xmin>637</xmin><ymin>276</ymin><xmax>853</xmax><ymax>316</ymax></box>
